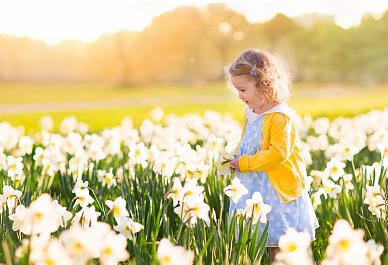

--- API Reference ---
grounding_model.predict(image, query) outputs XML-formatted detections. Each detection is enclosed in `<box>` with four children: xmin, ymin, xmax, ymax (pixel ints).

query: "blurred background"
<box><xmin>1</xmin><ymin>1</ymin><xmax>388</xmax><ymax>132</ymax></box>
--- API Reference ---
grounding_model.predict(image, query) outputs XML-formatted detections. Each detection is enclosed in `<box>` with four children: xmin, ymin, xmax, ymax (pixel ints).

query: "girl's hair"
<box><xmin>225</xmin><ymin>49</ymin><xmax>291</xmax><ymax>104</ymax></box>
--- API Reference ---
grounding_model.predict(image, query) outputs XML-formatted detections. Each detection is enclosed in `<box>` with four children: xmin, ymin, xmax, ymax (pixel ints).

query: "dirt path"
<box><xmin>0</xmin><ymin>93</ymin><xmax>237</xmax><ymax>115</ymax></box>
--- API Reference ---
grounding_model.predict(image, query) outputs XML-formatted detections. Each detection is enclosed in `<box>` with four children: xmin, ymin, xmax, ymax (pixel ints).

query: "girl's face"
<box><xmin>231</xmin><ymin>74</ymin><xmax>269</xmax><ymax>113</ymax></box>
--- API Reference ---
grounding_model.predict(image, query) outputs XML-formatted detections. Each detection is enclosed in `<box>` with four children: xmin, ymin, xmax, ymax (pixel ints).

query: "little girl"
<box><xmin>227</xmin><ymin>49</ymin><xmax>318</xmax><ymax>261</ymax></box>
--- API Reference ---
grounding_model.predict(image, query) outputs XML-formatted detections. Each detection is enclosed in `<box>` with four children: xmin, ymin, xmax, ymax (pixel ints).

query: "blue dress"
<box><xmin>229</xmin><ymin>105</ymin><xmax>319</xmax><ymax>246</ymax></box>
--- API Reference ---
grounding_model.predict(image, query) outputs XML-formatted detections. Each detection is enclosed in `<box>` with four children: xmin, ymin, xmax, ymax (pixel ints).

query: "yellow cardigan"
<box><xmin>235</xmin><ymin>112</ymin><xmax>306</xmax><ymax>203</ymax></box>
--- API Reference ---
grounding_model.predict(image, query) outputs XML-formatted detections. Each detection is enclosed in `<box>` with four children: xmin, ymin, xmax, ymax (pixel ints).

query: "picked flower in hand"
<box><xmin>214</xmin><ymin>151</ymin><xmax>234</xmax><ymax>176</ymax></box>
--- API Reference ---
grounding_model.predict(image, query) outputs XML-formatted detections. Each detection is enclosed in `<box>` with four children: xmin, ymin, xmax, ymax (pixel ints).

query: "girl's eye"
<box><xmin>240</xmin><ymin>90</ymin><xmax>245</xmax><ymax>92</ymax></box>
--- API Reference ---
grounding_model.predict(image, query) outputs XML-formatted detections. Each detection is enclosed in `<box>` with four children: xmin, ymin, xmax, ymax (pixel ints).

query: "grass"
<box><xmin>1</xmin><ymin>81</ymin><xmax>388</xmax><ymax>133</ymax></box>
<box><xmin>0</xmin><ymin>81</ymin><xmax>230</xmax><ymax>104</ymax></box>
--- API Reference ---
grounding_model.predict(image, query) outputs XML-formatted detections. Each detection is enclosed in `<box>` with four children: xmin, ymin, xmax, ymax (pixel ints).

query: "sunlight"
<box><xmin>0</xmin><ymin>1</ymin><xmax>182</xmax><ymax>45</ymax></box>
<box><xmin>0</xmin><ymin>1</ymin><xmax>387</xmax><ymax>45</ymax></box>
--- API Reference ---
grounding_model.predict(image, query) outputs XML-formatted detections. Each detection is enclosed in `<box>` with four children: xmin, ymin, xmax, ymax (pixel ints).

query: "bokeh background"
<box><xmin>1</xmin><ymin>1</ymin><xmax>388</xmax><ymax>133</ymax></box>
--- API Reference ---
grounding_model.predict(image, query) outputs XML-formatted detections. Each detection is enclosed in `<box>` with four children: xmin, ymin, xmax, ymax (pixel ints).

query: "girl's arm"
<box><xmin>238</xmin><ymin>114</ymin><xmax>297</xmax><ymax>173</ymax></box>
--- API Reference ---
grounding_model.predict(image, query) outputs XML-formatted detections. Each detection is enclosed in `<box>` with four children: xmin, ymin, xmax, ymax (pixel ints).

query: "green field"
<box><xmin>1</xmin><ymin>81</ymin><xmax>388</xmax><ymax>134</ymax></box>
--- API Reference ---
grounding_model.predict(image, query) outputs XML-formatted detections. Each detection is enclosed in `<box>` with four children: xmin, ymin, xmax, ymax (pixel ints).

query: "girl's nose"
<box><xmin>238</xmin><ymin>92</ymin><xmax>243</xmax><ymax>99</ymax></box>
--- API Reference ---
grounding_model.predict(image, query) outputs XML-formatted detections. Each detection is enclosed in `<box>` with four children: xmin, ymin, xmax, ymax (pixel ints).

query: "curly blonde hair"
<box><xmin>226</xmin><ymin>49</ymin><xmax>292</xmax><ymax>104</ymax></box>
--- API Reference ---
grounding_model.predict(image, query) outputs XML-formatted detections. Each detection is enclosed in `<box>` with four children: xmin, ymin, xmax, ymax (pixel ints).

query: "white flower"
<box><xmin>113</xmin><ymin>216</ymin><xmax>144</xmax><ymax>240</ymax></box>
<box><xmin>88</xmin><ymin>142</ymin><xmax>106</xmax><ymax>161</ymax></box>
<box><xmin>318</xmin><ymin>179</ymin><xmax>342</xmax><ymax>199</ymax></box>
<box><xmin>16</xmin><ymin>136</ymin><xmax>34</xmax><ymax>156</ymax></box>
<box><xmin>368</xmin><ymin>128</ymin><xmax>388</xmax><ymax>151</ymax></box>
<box><xmin>22</xmin><ymin>194</ymin><xmax>62</xmax><ymax>235</ymax></box>
<box><xmin>174</xmin><ymin>202</ymin><xmax>191</xmax><ymax>224</ymax></box>
<box><xmin>150</xmin><ymin>107</ymin><xmax>165</xmax><ymax>122</ymax></box>
<box><xmin>204</xmin><ymin>134</ymin><xmax>224</xmax><ymax>156</ymax></box>
<box><xmin>72</xmin><ymin>206</ymin><xmax>101</xmax><ymax>229</ymax></box>
<box><xmin>99</xmin><ymin>231</ymin><xmax>130</xmax><ymax>265</ymax></box>
<box><xmin>366</xmin><ymin>239</ymin><xmax>384</xmax><ymax>265</ymax></box>
<box><xmin>9</xmin><ymin>205</ymin><xmax>32</xmax><ymax>234</ymax></box>
<box><xmin>128</xmin><ymin>142</ymin><xmax>149</xmax><ymax>167</ymax></box>
<box><xmin>60</xmin><ymin>116</ymin><xmax>78</xmax><ymax>134</ymax></box>
<box><xmin>243</xmin><ymin>192</ymin><xmax>271</xmax><ymax>224</ymax></box>
<box><xmin>181</xmin><ymin>178</ymin><xmax>204</xmax><ymax>204</ymax></box>
<box><xmin>186</xmin><ymin>162</ymin><xmax>210</xmax><ymax>184</ymax></box>
<box><xmin>98</xmin><ymin>168</ymin><xmax>117</xmax><ymax>188</ymax></box>
<box><xmin>40</xmin><ymin>115</ymin><xmax>54</xmax><ymax>131</ymax></box>
<box><xmin>274</xmin><ymin>228</ymin><xmax>313</xmax><ymax>265</ymax></box>
<box><xmin>166</xmin><ymin>177</ymin><xmax>183</xmax><ymax>207</ymax></box>
<box><xmin>343</xmin><ymin>174</ymin><xmax>354</xmax><ymax>190</ymax></box>
<box><xmin>312</xmin><ymin>117</ymin><xmax>330</xmax><ymax>135</ymax></box>
<box><xmin>105</xmin><ymin>196</ymin><xmax>129</xmax><ymax>221</ymax></box>
<box><xmin>278</xmin><ymin>228</ymin><xmax>311</xmax><ymax>254</ymax></box>
<box><xmin>73</xmin><ymin>188</ymin><xmax>94</xmax><ymax>209</ymax></box>
<box><xmin>157</xmin><ymin>238</ymin><xmax>194</xmax><ymax>265</ymax></box>
<box><xmin>60</xmin><ymin>224</ymin><xmax>97</xmax><ymax>265</ymax></box>
<box><xmin>214</xmin><ymin>150</ymin><xmax>234</xmax><ymax>176</ymax></box>
<box><xmin>223</xmin><ymin>177</ymin><xmax>248</xmax><ymax>203</ymax></box>
<box><xmin>15</xmin><ymin>234</ymin><xmax>51</xmax><ymax>263</ymax></box>
<box><xmin>324</xmin><ymin>158</ymin><xmax>346</xmax><ymax>181</ymax></box>
<box><xmin>364</xmin><ymin>185</ymin><xmax>386</xmax><ymax>219</ymax></box>
<box><xmin>0</xmin><ymin>185</ymin><xmax>22</xmax><ymax>213</ymax></box>
<box><xmin>6</xmin><ymin>156</ymin><xmax>24</xmax><ymax>178</ymax></box>
<box><xmin>337</xmin><ymin>140</ymin><xmax>359</xmax><ymax>161</ymax></box>
<box><xmin>51</xmin><ymin>200</ymin><xmax>72</xmax><ymax>228</ymax></box>
<box><xmin>306</xmin><ymin>135</ymin><xmax>328</xmax><ymax>151</ymax></box>
<box><xmin>37</xmin><ymin>238</ymin><xmax>72</xmax><ymax>265</ymax></box>
<box><xmin>311</xmin><ymin>192</ymin><xmax>322</xmax><ymax>209</ymax></box>
<box><xmin>153</xmin><ymin>154</ymin><xmax>179</xmax><ymax>179</ymax></box>
<box><xmin>324</xmin><ymin>219</ymin><xmax>369</xmax><ymax>265</ymax></box>
<box><xmin>185</xmin><ymin>196</ymin><xmax>210</xmax><ymax>226</ymax></box>
<box><xmin>72</xmin><ymin>178</ymin><xmax>89</xmax><ymax>193</ymax></box>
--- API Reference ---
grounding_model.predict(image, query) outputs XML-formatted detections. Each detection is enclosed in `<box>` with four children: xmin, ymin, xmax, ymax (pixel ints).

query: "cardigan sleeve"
<box><xmin>233</xmin><ymin>114</ymin><xmax>247</xmax><ymax>156</ymax></box>
<box><xmin>238</xmin><ymin>113</ymin><xmax>297</xmax><ymax>173</ymax></box>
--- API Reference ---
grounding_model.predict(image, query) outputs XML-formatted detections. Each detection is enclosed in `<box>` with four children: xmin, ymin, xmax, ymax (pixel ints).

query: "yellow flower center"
<box><xmin>34</xmin><ymin>213</ymin><xmax>43</xmax><ymax>223</ymax></box>
<box><xmin>74</xmin><ymin>242</ymin><xmax>84</xmax><ymax>251</ymax></box>
<box><xmin>46</xmin><ymin>258</ymin><xmax>55</xmax><ymax>265</ymax></box>
<box><xmin>338</xmin><ymin>240</ymin><xmax>349</xmax><ymax>251</ymax></box>
<box><xmin>105</xmin><ymin>247</ymin><xmax>113</xmax><ymax>256</ymax></box>
<box><xmin>106</xmin><ymin>176</ymin><xmax>111</xmax><ymax>184</ymax></box>
<box><xmin>286</xmin><ymin>243</ymin><xmax>297</xmax><ymax>252</ymax></box>
<box><xmin>254</xmin><ymin>202</ymin><xmax>261</xmax><ymax>209</ymax></box>
<box><xmin>114</xmin><ymin>206</ymin><xmax>120</xmax><ymax>217</ymax></box>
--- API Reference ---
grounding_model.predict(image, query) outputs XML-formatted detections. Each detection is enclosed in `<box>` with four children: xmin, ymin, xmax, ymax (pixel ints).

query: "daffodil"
<box><xmin>113</xmin><ymin>216</ymin><xmax>144</xmax><ymax>240</ymax></box>
<box><xmin>105</xmin><ymin>196</ymin><xmax>129</xmax><ymax>221</ymax></box>
<box><xmin>166</xmin><ymin>177</ymin><xmax>183</xmax><ymax>207</ymax></box>
<box><xmin>323</xmin><ymin>219</ymin><xmax>369</xmax><ymax>265</ymax></box>
<box><xmin>274</xmin><ymin>228</ymin><xmax>313</xmax><ymax>265</ymax></box>
<box><xmin>99</xmin><ymin>231</ymin><xmax>130</xmax><ymax>265</ymax></box>
<box><xmin>1</xmin><ymin>185</ymin><xmax>22</xmax><ymax>213</ymax></box>
<box><xmin>72</xmin><ymin>206</ymin><xmax>101</xmax><ymax>229</ymax></box>
<box><xmin>157</xmin><ymin>238</ymin><xmax>194</xmax><ymax>265</ymax></box>
<box><xmin>243</xmin><ymin>192</ymin><xmax>271</xmax><ymax>224</ymax></box>
<box><xmin>6</xmin><ymin>156</ymin><xmax>24</xmax><ymax>178</ymax></box>
<box><xmin>73</xmin><ymin>188</ymin><xmax>94</xmax><ymax>209</ymax></box>
<box><xmin>223</xmin><ymin>177</ymin><xmax>248</xmax><ymax>203</ymax></box>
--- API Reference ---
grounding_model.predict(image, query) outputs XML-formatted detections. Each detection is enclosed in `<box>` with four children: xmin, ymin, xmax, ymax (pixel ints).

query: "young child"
<box><xmin>226</xmin><ymin>49</ymin><xmax>318</xmax><ymax>261</ymax></box>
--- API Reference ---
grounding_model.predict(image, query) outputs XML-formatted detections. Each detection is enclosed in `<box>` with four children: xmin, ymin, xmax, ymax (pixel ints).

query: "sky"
<box><xmin>0</xmin><ymin>1</ymin><xmax>387</xmax><ymax>45</ymax></box>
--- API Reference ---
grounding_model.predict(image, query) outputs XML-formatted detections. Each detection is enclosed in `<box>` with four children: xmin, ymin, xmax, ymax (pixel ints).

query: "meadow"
<box><xmin>0</xmin><ymin>82</ymin><xmax>388</xmax><ymax>264</ymax></box>
<box><xmin>1</xmin><ymin>81</ymin><xmax>388</xmax><ymax>133</ymax></box>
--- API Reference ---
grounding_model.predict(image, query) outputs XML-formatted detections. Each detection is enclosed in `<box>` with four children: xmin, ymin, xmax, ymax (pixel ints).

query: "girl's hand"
<box><xmin>230</xmin><ymin>158</ymin><xmax>240</xmax><ymax>172</ymax></box>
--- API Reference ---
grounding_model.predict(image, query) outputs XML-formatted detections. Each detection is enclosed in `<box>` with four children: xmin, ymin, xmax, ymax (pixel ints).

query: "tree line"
<box><xmin>0</xmin><ymin>3</ymin><xmax>387</xmax><ymax>85</ymax></box>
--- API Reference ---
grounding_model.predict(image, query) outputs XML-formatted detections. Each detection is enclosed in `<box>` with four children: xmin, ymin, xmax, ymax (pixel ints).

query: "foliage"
<box><xmin>0</xmin><ymin>5</ymin><xmax>387</xmax><ymax>84</ymax></box>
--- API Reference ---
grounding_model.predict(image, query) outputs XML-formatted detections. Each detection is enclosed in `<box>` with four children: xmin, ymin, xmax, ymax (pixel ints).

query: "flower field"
<box><xmin>0</xmin><ymin>107</ymin><xmax>387</xmax><ymax>264</ymax></box>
